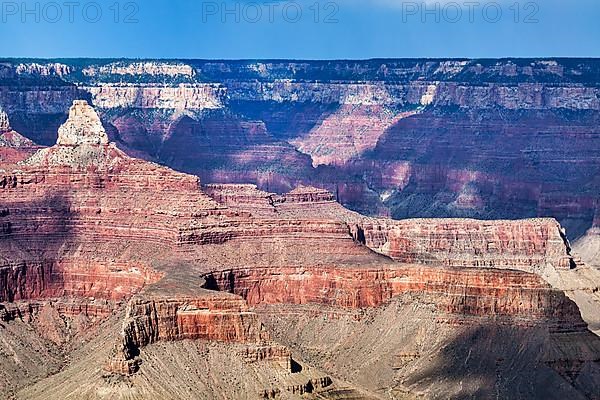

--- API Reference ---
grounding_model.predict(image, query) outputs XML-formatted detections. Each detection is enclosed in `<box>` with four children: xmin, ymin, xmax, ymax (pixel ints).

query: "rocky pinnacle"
<box><xmin>0</xmin><ymin>106</ymin><xmax>10</xmax><ymax>133</ymax></box>
<box><xmin>22</xmin><ymin>100</ymin><xmax>120</xmax><ymax>167</ymax></box>
<box><xmin>56</xmin><ymin>100</ymin><xmax>109</xmax><ymax>146</ymax></box>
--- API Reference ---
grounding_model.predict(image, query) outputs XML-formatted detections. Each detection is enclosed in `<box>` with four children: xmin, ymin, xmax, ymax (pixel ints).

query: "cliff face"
<box><xmin>202</xmin><ymin>266</ymin><xmax>585</xmax><ymax>331</ymax></box>
<box><xmin>1</xmin><ymin>58</ymin><xmax>599</xmax><ymax>238</ymax></box>
<box><xmin>87</xmin><ymin>84</ymin><xmax>225</xmax><ymax>110</ymax></box>
<box><xmin>204</xmin><ymin>184</ymin><xmax>578</xmax><ymax>271</ymax></box>
<box><xmin>0</xmin><ymin>260</ymin><xmax>157</xmax><ymax>303</ymax></box>
<box><xmin>356</xmin><ymin>218</ymin><xmax>576</xmax><ymax>271</ymax></box>
<box><xmin>1</xmin><ymin>99</ymin><xmax>599</xmax><ymax>398</ymax></box>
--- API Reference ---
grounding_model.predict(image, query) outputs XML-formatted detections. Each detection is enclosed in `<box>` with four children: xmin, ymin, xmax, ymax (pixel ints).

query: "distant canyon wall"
<box><xmin>1</xmin><ymin>58</ymin><xmax>599</xmax><ymax>238</ymax></box>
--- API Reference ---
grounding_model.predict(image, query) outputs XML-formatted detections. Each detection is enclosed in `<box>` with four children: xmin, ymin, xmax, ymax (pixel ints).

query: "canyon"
<box><xmin>0</xmin><ymin>58</ymin><xmax>599</xmax><ymax>399</ymax></box>
<box><xmin>0</xmin><ymin>99</ymin><xmax>598</xmax><ymax>399</ymax></box>
<box><xmin>1</xmin><ymin>58</ymin><xmax>599</xmax><ymax>238</ymax></box>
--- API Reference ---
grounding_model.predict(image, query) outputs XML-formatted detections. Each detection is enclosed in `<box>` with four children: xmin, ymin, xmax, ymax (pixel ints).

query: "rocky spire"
<box><xmin>56</xmin><ymin>100</ymin><xmax>109</xmax><ymax>146</ymax></box>
<box><xmin>22</xmin><ymin>100</ymin><xmax>126</xmax><ymax>168</ymax></box>
<box><xmin>0</xmin><ymin>105</ymin><xmax>11</xmax><ymax>133</ymax></box>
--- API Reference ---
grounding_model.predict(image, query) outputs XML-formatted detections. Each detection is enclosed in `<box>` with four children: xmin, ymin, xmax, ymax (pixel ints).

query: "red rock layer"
<box><xmin>179</xmin><ymin>218</ymin><xmax>351</xmax><ymax>245</ymax></box>
<box><xmin>202</xmin><ymin>266</ymin><xmax>586</xmax><ymax>332</ymax></box>
<box><xmin>0</xmin><ymin>260</ymin><xmax>161</xmax><ymax>303</ymax></box>
<box><xmin>0</xmin><ymin>140</ymin><xmax>253</xmax><ymax>252</ymax></box>
<box><xmin>203</xmin><ymin>184</ymin><xmax>275</xmax><ymax>209</ymax></box>
<box><xmin>0</xmin><ymin>146</ymin><xmax>37</xmax><ymax>163</ymax></box>
<box><xmin>121</xmin><ymin>294</ymin><xmax>268</xmax><ymax>348</ymax></box>
<box><xmin>283</xmin><ymin>186</ymin><xmax>336</xmax><ymax>203</ymax></box>
<box><xmin>203</xmin><ymin>184</ymin><xmax>335</xmax><ymax>211</ymax></box>
<box><xmin>349</xmin><ymin>218</ymin><xmax>577</xmax><ymax>272</ymax></box>
<box><xmin>107</xmin><ymin>289</ymin><xmax>281</xmax><ymax>375</ymax></box>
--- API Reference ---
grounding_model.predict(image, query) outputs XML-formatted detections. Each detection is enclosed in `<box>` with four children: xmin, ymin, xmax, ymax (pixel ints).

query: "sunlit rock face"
<box><xmin>23</xmin><ymin>100</ymin><xmax>123</xmax><ymax>168</ymax></box>
<box><xmin>56</xmin><ymin>100</ymin><xmax>109</xmax><ymax>146</ymax></box>
<box><xmin>0</xmin><ymin>106</ymin><xmax>10</xmax><ymax>132</ymax></box>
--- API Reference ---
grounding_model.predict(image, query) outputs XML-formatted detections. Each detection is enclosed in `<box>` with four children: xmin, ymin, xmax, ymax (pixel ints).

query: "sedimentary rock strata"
<box><xmin>1</xmin><ymin>58</ymin><xmax>600</xmax><ymax>239</ymax></box>
<box><xmin>0</xmin><ymin>99</ymin><xmax>599</xmax><ymax>399</ymax></box>
<box><xmin>204</xmin><ymin>183</ymin><xmax>579</xmax><ymax>272</ymax></box>
<box><xmin>202</xmin><ymin>265</ymin><xmax>585</xmax><ymax>331</ymax></box>
<box><xmin>0</xmin><ymin>105</ymin><xmax>40</xmax><ymax>163</ymax></box>
<box><xmin>357</xmin><ymin>218</ymin><xmax>576</xmax><ymax>270</ymax></box>
<box><xmin>87</xmin><ymin>84</ymin><xmax>225</xmax><ymax>110</ymax></box>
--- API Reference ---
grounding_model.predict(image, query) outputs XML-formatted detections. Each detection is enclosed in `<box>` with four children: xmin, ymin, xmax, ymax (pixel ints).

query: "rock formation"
<box><xmin>56</xmin><ymin>100</ymin><xmax>109</xmax><ymax>145</ymax></box>
<box><xmin>0</xmin><ymin>105</ymin><xmax>10</xmax><ymax>132</ymax></box>
<box><xmin>204</xmin><ymin>183</ymin><xmax>600</xmax><ymax>338</ymax></box>
<box><xmin>0</xmin><ymin>100</ymin><xmax>599</xmax><ymax>399</ymax></box>
<box><xmin>2</xmin><ymin>58</ymin><xmax>600</xmax><ymax>239</ymax></box>
<box><xmin>0</xmin><ymin>105</ymin><xmax>40</xmax><ymax>163</ymax></box>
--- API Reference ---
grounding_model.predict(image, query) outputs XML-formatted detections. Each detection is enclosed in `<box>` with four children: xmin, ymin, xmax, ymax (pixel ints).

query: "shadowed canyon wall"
<box><xmin>1</xmin><ymin>59</ymin><xmax>600</xmax><ymax>239</ymax></box>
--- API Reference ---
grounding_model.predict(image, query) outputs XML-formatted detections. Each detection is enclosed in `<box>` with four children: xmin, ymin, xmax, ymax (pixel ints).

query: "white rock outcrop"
<box><xmin>56</xmin><ymin>100</ymin><xmax>109</xmax><ymax>146</ymax></box>
<box><xmin>0</xmin><ymin>106</ymin><xmax>10</xmax><ymax>132</ymax></box>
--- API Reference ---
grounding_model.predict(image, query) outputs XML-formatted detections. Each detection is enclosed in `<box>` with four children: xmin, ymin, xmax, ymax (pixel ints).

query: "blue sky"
<box><xmin>1</xmin><ymin>0</ymin><xmax>599</xmax><ymax>58</ymax></box>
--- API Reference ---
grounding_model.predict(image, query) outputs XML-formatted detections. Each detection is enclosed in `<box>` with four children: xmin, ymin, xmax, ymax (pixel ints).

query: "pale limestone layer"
<box><xmin>0</xmin><ymin>106</ymin><xmax>10</xmax><ymax>132</ymax></box>
<box><xmin>82</xmin><ymin>62</ymin><xmax>195</xmax><ymax>77</ymax></box>
<box><xmin>56</xmin><ymin>100</ymin><xmax>109</xmax><ymax>146</ymax></box>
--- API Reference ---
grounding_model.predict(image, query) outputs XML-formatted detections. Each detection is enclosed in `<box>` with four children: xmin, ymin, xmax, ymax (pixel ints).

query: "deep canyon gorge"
<box><xmin>0</xmin><ymin>59</ymin><xmax>599</xmax><ymax>399</ymax></box>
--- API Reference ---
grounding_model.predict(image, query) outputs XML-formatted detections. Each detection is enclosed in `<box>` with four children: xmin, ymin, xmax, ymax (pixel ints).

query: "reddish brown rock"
<box><xmin>0</xmin><ymin>260</ymin><xmax>160</xmax><ymax>303</ymax></box>
<box><xmin>0</xmin><ymin>99</ymin><xmax>598</xmax><ymax>399</ymax></box>
<box><xmin>370</xmin><ymin>218</ymin><xmax>576</xmax><ymax>271</ymax></box>
<box><xmin>202</xmin><ymin>266</ymin><xmax>585</xmax><ymax>332</ymax></box>
<box><xmin>205</xmin><ymin>184</ymin><xmax>578</xmax><ymax>273</ymax></box>
<box><xmin>121</xmin><ymin>293</ymin><xmax>268</xmax><ymax>348</ymax></box>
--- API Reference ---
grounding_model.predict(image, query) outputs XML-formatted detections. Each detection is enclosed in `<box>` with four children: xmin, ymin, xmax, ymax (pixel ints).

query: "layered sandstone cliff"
<box><xmin>0</xmin><ymin>99</ymin><xmax>599</xmax><ymax>399</ymax></box>
<box><xmin>355</xmin><ymin>218</ymin><xmax>576</xmax><ymax>271</ymax></box>
<box><xmin>87</xmin><ymin>84</ymin><xmax>226</xmax><ymax>110</ymax></box>
<box><xmin>202</xmin><ymin>265</ymin><xmax>586</xmax><ymax>331</ymax></box>
<box><xmin>203</xmin><ymin>184</ymin><xmax>578</xmax><ymax>272</ymax></box>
